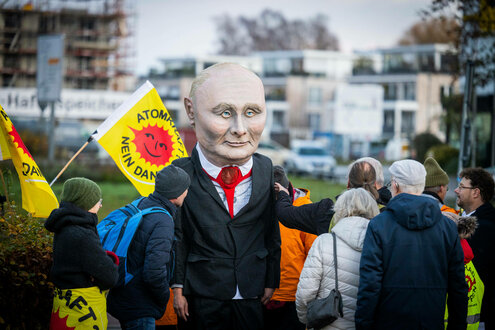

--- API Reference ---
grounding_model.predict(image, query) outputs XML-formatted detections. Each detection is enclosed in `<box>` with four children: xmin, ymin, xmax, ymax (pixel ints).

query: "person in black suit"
<box><xmin>171</xmin><ymin>63</ymin><xmax>281</xmax><ymax>330</ymax></box>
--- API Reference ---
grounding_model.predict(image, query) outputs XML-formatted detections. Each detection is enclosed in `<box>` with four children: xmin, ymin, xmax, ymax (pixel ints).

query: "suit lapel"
<box><xmin>234</xmin><ymin>154</ymin><xmax>269</xmax><ymax>219</ymax></box>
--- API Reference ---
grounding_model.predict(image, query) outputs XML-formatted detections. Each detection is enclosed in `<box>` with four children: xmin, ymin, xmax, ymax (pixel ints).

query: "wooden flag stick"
<box><xmin>49</xmin><ymin>138</ymin><xmax>92</xmax><ymax>187</ymax></box>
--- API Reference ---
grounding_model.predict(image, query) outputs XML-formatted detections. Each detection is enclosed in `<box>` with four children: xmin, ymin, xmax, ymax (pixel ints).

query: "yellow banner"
<box><xmin>50</xmin><ymin>286</ymin><xmax>108</xmax><ymax>330</ymax></box>
<box><xmin>0</xmin><ymin>105</ymin><xmax>59</xmax><ymax>217</ymax></box>
<box><xmin>92</xmin><ymin>81</ymin><xmax>187</xmax><ymax>196</ymax></box>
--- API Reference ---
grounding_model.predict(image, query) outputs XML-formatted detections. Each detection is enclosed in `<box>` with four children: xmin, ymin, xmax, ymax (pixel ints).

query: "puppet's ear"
<box><xmin>184</xmin><ymin>97</ymin><xmax>195</xmax><ymax>127</ymax></box>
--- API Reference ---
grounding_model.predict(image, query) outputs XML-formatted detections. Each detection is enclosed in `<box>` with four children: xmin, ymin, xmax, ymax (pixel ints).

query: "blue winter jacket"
<box><xmin>355</xmin><ymin>193</ymin><xmax>467</xmax><ymax>330</ymax></box>
<box><xmin>107</xmin><ymin>192</ymin><xmax>176</xmax><ymax>323</ymax></box>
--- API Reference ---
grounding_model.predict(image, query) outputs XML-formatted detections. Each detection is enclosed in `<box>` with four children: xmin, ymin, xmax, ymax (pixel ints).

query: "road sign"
<box><xmin>37</xmin><ymin>35</ymin><xmax>64</xmax><ymax>103</ymax></box>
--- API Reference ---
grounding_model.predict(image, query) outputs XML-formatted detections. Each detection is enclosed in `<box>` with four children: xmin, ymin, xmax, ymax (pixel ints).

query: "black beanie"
<box><xmin>155</xmin><ymin>164</ymin><xmax>191</xmax><ymax>199</ymax></box>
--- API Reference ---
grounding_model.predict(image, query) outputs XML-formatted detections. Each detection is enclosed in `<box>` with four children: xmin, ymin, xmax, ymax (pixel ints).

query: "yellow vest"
<box><xmin>445</xmin><ymin>260</ymin><xmax>484</xmax><ymax>329</ymax></box>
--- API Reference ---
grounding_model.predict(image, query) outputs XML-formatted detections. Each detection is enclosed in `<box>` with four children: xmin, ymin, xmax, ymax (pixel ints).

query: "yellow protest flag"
<box><xmin>0</xmin><ymin>105</ymin><xmax>59</xmax><ymax>217</ymax></box>
<box><xmin>92</xmin><ymin>81</ymin><xmax>187</xmax><ymax>196</ymax></box>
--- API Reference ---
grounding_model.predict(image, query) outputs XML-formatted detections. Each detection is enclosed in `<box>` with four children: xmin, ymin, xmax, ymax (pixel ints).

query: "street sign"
<box><xmin>37</xmin><ymin>35</ymin><xmax>64</xmax><ymax>103</ymax></box>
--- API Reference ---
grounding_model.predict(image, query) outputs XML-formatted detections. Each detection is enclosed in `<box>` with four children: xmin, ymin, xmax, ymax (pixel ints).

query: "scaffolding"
<box><xmin>0</xmin><ymin>0</ymin><xmax>135</xmax><ymax>90</ymax></box>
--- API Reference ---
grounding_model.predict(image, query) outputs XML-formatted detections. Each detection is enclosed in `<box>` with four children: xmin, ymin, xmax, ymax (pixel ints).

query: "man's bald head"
<box><xmin>183</xmin><ymin>62</ymin><xmax>266</xmax><ymax>166</ymax></box>
<box><xmin>189</xmin><ymin>63</ymin><xmax>262</xmax><ymax>104</ymax></box>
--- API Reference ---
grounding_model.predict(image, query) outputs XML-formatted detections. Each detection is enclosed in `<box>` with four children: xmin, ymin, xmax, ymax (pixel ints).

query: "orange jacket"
<box><xmin>441</xmin><ymin>204</ymin><xmax>458</xmax><ymax>214</ymax></box>
<box><xmin>271</xmin><ymin>188</ymin><xmax>317</xmax><ymax>302</ymax></box>
<box><xmin>155</xmin><ymin>289</ymin><xmax>177</xmax><ymax>326</ymax></box>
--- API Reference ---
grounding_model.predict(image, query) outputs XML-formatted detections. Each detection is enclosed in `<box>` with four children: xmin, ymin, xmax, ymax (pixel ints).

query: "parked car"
<box><xmin>256</xmin><ymin>140</ymin><xmax>291</xmax><ymax>166</ymax></box>
<box><xmin>284</xmin><ymin>141</ymin><xmax>336</xmax><ymax>178</ymax></box>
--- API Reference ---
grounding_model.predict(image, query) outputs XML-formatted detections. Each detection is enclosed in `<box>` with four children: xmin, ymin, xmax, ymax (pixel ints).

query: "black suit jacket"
<box><xmin>172</xmin><ymin>148</ymin><xmax>281</xmax><ymax>299</ymax></box>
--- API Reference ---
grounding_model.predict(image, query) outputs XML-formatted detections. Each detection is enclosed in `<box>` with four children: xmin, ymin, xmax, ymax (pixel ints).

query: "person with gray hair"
<box><xmin>296</xmin><ymin>188</ymin><xmax>379</xmax><ymax>329</ymax></box>
<box><xmin>355</xmin><ymin>159</ymin><xmax>467</xmax><ymax>329</ymax></box>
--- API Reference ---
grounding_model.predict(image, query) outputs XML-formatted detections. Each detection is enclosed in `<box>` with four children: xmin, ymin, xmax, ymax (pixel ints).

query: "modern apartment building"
<box><xmin>349</xmin><ymin>44</ymin><xmax>458</xmax><ymax>144</ymax></box>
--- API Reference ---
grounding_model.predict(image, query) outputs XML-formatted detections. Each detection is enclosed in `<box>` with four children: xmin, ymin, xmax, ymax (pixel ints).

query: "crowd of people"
<box><xmin>44</xmin><ymin>63</ymin><xmax>495</xmax><ymax>330</ymax></box>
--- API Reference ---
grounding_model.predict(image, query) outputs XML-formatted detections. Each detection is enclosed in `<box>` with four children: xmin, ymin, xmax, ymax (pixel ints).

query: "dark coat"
<box><xmin>45</xmin><ymin>202</ymin><xmax>118</xmax><ymax>290</ymax></box>
<box><xmin>468</xmin><ymin>202</ymin><xmax>495</xmax><ymax>325</ymax></box>
<box><xmin>275</xmin><ymin>191</ymin><xmax>334</xmax><ymax>235</ymax></box>
<box><xmin>377</xmin><ymin>186</ymin><xmax>391</xmax><ymax>206</ymax></box>
<box><xmin>355</xmin><ymin>193</ymin><xmax>467</xmax><ymax>330</ymax></box>
<box><xmin>171</xmin><ymin>148</ymin><xmax>281</xmax><ymax>300</ymax></box>
<box><xmin>107</xmin><ymin>192</ymin><xmax>176</xmax><ymax>322</ymax></box>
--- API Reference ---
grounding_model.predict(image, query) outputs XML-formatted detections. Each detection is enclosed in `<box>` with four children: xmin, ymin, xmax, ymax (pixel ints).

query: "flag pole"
<box><xmin>49</xmin><ymin>136</ymin><xmax>93</xmax><ymax>187</ymax></box>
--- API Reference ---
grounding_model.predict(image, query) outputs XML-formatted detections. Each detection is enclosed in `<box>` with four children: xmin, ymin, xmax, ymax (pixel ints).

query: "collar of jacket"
<box><xmin>422</xmin><ymin>190</ymin><xmax>444</xmax><ymax>204</ymax></box>
<box><xmin>149</xmin><ymin>191</ymin><xmax>178</xmax><ymax>217</ymax></box>
<box><xmin>190</xmin><ymin>146</ymin><xmax>272</xmax><ymax>220</ymax></box>
<box><xmin>473</xmin><ymin>202</ymin><xmax>495</xmax><ymax>220</ymax></box>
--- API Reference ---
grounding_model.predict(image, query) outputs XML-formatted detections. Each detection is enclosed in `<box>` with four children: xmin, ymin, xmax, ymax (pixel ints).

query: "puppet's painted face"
<box><xmin>130</xmin><ymin>125</ymin><xmax>173</xmax><ymax>166</ymax></box>
<box><xmin>185</xmin><ymin>66</ymin><xmax>266</xmax><ymax>167</ymax></box>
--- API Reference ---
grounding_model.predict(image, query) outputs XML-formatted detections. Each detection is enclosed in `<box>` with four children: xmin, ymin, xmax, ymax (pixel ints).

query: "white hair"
<box><xmin>333</xmin><ymin>188</ymin><xmax>380</xmax><ymax>223</ymax></box>
<box><xmin>395</xmin><ymin>181</ymin><xmax>424</xmax><ymax>195</ymax></box>
<box><xmin>355</xmin><ymin>157</ymin><xmax>384</xmax><ymax>186</ymax></box>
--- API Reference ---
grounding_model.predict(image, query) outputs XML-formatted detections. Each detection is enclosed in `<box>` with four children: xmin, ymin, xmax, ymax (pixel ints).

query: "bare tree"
<box><xmin>215</xmin><ymin>9</ymin><xmax>339</xmax><ymax>55</ymax></box>
<box><xmin>398</xmin><ymin>17</ymin><xmax>459</xmax><ymax>45</ymax></box>
<box><xmin>422</xmin><ymin>0</ymin><xmax>495</xmax><ymax>86</ymax></box>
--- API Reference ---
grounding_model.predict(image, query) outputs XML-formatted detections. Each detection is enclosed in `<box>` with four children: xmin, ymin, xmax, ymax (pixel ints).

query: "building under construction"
<box><xmin>0</xmin><ymin>0</ymin><xmax>134</xmax><ymax>91</ymax></box>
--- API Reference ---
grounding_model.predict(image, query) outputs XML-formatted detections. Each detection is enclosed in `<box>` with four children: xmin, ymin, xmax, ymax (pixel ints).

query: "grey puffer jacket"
<box><xmin>296</xmin><ymin>216</ymin><xmax>370</xmax><ymax>330</ymax></box>
<box><xmin>45</xmin><ymin>202</ymin><xmax>118</xmax><ymax>290</ymax></box>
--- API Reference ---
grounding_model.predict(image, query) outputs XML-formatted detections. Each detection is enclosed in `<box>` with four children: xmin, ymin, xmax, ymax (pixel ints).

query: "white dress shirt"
<box><xmin>197</xmin><ymin>144</ymin><xmax>254</xmax><ymax>299</ymax></box>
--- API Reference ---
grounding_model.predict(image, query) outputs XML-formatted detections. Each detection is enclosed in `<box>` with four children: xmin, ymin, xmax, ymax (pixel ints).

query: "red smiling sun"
<box><xmin>8</xmin><ymin>125</ymin><xmax>33</xmax><ymax>160</ymax></box>
<box><xmin>129</xmin><ymin>124</ymin><xmax>174</xmax><ymax>167</ymax></box>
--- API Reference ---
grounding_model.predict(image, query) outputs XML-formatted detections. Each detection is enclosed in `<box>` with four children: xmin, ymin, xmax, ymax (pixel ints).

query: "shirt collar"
<box><xmin>462</xmin><ymin>209</ymin><xmax>475</xmax><ymax>217</ymax></box>
<box><xmin>196</xmin><ymin>144</ymin><xmax>253</xmax><ymax>178</ymax></box>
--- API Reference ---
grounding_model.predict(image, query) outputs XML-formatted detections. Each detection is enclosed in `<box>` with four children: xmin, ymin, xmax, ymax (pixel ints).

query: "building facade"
<box><xmin>0</xmin><ymin>0</ymin><xmax>135</xmax><ymax>91</ymax></box>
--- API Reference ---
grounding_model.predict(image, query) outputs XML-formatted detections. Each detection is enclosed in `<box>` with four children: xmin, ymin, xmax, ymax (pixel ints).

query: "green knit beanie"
<box><xmin>424</xmin><ymin>157</ymin><xmax>449</xmax><ymax>187</ymax></box>
<box><xmin>60</xmin><ymin>177</ymin><xmax>102</xmax><ymax>211</ymax></box>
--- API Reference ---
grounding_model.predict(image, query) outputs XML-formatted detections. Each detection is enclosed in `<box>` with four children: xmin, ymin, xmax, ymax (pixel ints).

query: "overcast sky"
<box><xmin>134</xmin><ymin>0</ymin><xmax>431</xmax><ymax>75</ymax></box>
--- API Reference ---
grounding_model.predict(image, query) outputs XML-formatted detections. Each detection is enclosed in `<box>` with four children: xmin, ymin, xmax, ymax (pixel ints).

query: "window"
<box><xmin>401</xmin><ymin>111</ymin><xmax>415</xmax><ymax>136</ymax></box>
<box><xmin>383</xmin><ymin>110</ymin><xmax>395</xmax><ymax>134</ymax></box>
<box><xmin>308</xmin><ymin>113</ymin><xmax>321</xmax><ymax>131</ymax></box>
<box><xmin>384</xmin><ymin>84</ymin><xmax>397</xmax><ymax>100</ymax></box>
<box><xmin>308</xmin><ymin>87</ymin><xmax>322</xmax><ymax>105</ymax></box>
<box><xmin>272</xmin><ymin>110</ymin><xmax>285</xmax><ymax>130</ymax></box>
<box><xmin>404</xmin><ymin>82</ymin><xmax>416</xmax><ymax>100</ymax></box>
<box><xmin>265</xmin><ymin>87</ymin><xmax>286</xmax><ymax>101</ymax></box>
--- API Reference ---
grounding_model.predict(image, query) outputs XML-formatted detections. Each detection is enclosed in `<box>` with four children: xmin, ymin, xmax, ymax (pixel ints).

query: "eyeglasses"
<box><xmin>457</xmin><ymin>184</ymin><xmax>476</xmax><ymax>190</ymax></box>
<box><xmin>98</xmin><ymin>199</ymin><xmax>103</xmax><ymax>207</ymax></box>
<box><xmin>386</xmin><ymin>179</ymin><xmax>396</xmax><ymax>191</ymax></box>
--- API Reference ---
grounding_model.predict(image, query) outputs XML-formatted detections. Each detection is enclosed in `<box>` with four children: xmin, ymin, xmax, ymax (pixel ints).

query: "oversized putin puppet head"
<box><xmin>184</xmin><ymin>63</ymin><xmax>266</xmax><ymax>167</ymax></box>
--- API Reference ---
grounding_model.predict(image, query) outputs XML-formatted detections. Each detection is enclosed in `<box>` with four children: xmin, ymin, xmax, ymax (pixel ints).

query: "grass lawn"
<box><xmin>50</xmin><ymin>176</ymin><xmax>344</xmax><ymax>219</ymax></box>
<box><xmin>289</xmin><ymin>175</ymin><xmax>346</xmax><ymax>202</ymax></box>
<box><xmin>2</xmin><ymin>168</ymin><xmax>344</xmax><ymax>220</ymax></box>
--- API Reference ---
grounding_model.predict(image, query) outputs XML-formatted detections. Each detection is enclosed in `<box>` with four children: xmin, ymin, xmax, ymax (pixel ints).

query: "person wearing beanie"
<box><xmin>107</xmin><ymin>164</ymin><xmax>190</xmax><ymax>328</ymax></box>
<box><xmin>45</xmin><ymin>177</ymin><xmax>119</xmax><ymax>329</ymax></box>
<box><xmin>355</xmin><ymin>159</ymin><xmax>467</xmax><ymax>329</ymax></box>
<box><xmin>422</xmin><ymin>157</ymin><xmax>457</xmax><ymax>213</ymax></box>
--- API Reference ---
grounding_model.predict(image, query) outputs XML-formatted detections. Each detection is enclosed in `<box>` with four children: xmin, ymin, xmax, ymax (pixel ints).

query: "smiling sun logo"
<box><xmin>129</xmin><ymin>124</ymin><xmax>174</xmax><ymax>167</ymax></box>
<box><xmin>8</xmin><ymin>124</ymin><xmax>33</xmax><ymax>160</ymax></box>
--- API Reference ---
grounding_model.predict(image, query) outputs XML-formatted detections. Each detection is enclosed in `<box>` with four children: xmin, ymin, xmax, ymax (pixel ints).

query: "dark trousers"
<box><xmin>263</xmin><ymin>301</ymin><xmax>305</xmax><ymax>330</ymax></box>
<box><xmin>178</xmin><ymin>296</ymin><xmax>263</xmax><ymax>330</ymax></box>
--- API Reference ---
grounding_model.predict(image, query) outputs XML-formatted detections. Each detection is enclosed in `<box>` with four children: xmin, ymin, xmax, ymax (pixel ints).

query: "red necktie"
<box><xmin>208</xmin><ymin>166</ymin><xmax>251</xmax><ymax>218</ymax></box>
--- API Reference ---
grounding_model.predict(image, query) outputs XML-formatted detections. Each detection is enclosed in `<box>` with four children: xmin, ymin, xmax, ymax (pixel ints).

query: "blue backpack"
<box><xmin>97</xmin><ymin>197</ymin><xmax>170</xmax><ymax>286</ymax></box>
